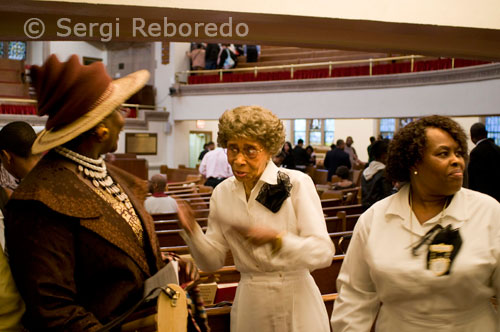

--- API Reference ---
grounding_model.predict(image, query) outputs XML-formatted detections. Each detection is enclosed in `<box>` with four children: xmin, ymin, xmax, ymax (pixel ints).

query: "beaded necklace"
<box><xmin>54</xmin><ymin>146</ymin><xmax>132</xmax><ymax>210</ymax></box>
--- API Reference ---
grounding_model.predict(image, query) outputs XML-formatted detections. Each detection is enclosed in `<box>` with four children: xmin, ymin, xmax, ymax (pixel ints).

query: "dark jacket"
<box><xmin>468</xmin><ymin>138</ymin><xmax>500</xmax><ymax>202</ymax></box>
<box><xmin>324</xmin><ymin>149</ymin><xmax>351</xmax><ymax>181</ymax></box>
<box><xmin>292</xmin><ymin>146</ymin><xmax>309</xmax><ymax>167</ymax></box>
<box><xmin>361</xmin><ymin>169</ymin><xmax>393</xmax><ymax>211</ymax></box>
<box><xmin>5</xmin><ymin>153</ymin><xmax>164</xmax><ymax>331</ymax></box>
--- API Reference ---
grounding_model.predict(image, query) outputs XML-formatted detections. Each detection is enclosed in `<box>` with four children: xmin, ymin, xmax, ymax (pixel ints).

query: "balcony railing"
<box><xmin>175</xmin><ymin>54</ymin><xmax>434</xmax><ymax>84</ymax></box>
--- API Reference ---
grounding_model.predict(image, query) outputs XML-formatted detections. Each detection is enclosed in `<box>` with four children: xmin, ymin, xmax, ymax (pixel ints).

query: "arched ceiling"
<box><xmin>0</xmin><ymin>0</ymin><xmax>499</xmax><ymax>60</ymax></box>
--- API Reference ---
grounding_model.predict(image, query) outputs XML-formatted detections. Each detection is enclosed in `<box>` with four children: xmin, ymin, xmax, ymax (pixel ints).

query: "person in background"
<box><xmin>292</xmin><ymin>139</ymin><xmax>309</xmax><ymax>171</ymax></box>
<box><xmin>280</xmin><ymin>141</ymin><xmax>295</xmax><ymax>169</ymax></box>
<box><xmin>332</xmin><ymin>166</ymin><xmax>354</xmax><ymax>190</ymax></box>
<box><xmin>178</xmin><ymin>106</ymin><xmax>334</xmax><ymax>332</ymax></box>
<box><xmin>144</xmin><ymin>174</ymin><xmax>178</xmax><ymax>214</ymax></box>
<box><xmin>244</xmin><ymin>45</ymin><xmax>261</xmax><ymax>63</ymax></box>
<box><xmin>199</xmin><ymin>145</ymin><xmax>233</xmax><ymax>188</ymax></box>
<box><xmin>324</xmin><ymin>140</ymin><xmax>351</xmax><ymax>182</ymax></box>
<box><xmin>186</xmin><ymin>43</ymin><xmax>206</xmax><ymax>71</ymax></box>
<box><xmin>0</xmin><ymin>121</ymin><xmax>42</xmax><ymax>181</ymax></box>
<box><xmin>467</xmin><ymin>122</ymin><xmax>500</xmax><ymax>202</ymax></box>
<box><xmin>198</xmin><ymin>141</ymin><xmax>215</xmax><ymax>162</ymax></box>
<box><xmin>331</xmin><ymin>115</ymin><xmax>500</xmax><ymax>331</ymax></box>
<box><xmin>218</xmin><ymin>44</ymin><xmax>238</xmax><ymax>70</ymax></box>
<box><xmin>344</xmin><ymin>136</ymin><xmax>363</xmax><ymax>169</ymax></box>
<box><xmin>272</xmin><ymin>151</ymin><xmax>286</xmax><ymax>167</ymax></box>
<box><xmin>361</xmin><ymin>139</ymin><xmax>393</xmax><ymax>211</ymax></box>
<box><xmin>305</xmin><ymin>145</ymin><xmax>316</xmax><ymax>166</ymax></box>
<box><xmin>204</xmin><ymin>43</ymin><xmax>220</xmax><ymax>70</ymax></box>
<box><xmin>367</xmin><ymin>136</ymin><xmax>376</xmax><ymax>163</ymax></box>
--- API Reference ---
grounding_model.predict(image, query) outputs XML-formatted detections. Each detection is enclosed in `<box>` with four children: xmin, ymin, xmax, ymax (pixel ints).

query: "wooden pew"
<box><xmin>156</xmin><ymin>227</ymin><xmax>207</xmax><ymax>246</ymax></box>
<box><xmin>160</xmin><ymin>231</ymin><xmax>353</xmax><ymax>265</ymax></box>
<box><xmin>156</xmin><ymin>220</ymin><xmax>354</xmax><ymax>249</ymax></box>
<box><xmin>330</xmin><ymin>231</ymin><xmax>353</xmax><ymax>254</ymax></box>
<box><xmin>151</xmin><ymin>212</ymin><xmax>178</xmax><ymax>222</ymax></box>
<box><xmin>155</xmin><ymin>218</ymin><xmax>208</xmax><ymax>231</ymax></box>
<box><xmin>321</xmin><ymin>198</ymin><xmax>342</xmax><ymax>208</ymax></box>
<box><xmin>323</xmin><ymin>204</ymin><xmax>363</xmax><ymax>217</ymax></box>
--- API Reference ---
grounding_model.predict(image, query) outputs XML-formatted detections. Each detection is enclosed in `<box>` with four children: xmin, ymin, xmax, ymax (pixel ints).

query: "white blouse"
<box><xmin>331</xmin><ymin>184</ymin><xmax>500</xmax><ymax>332</ymax></box>
<box><xmin>182</xmin><ymin>160</ymin><xmax>334</xmax><ymax>332</ymax></box>
<box><xmin>182</xmin><ymin>160</ymin><xmax>334</xmax><ymax>273</ymax></box>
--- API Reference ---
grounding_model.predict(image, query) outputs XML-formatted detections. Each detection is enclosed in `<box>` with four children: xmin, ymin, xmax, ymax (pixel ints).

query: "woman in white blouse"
<box><xmin>331</xmin><ymin>115</ymin><xmax>500</xmax><ymax>331</ymax></box>
<box><xmin>178</xmin><ymin>106</ymin><xmax>334</xmax><ymax>332</ymax></box>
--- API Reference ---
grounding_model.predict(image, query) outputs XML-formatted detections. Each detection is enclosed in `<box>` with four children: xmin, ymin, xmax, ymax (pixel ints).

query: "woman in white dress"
<box><xmin>331</xmin><ymin>115</ymin><xmax>500</xmax><ymax>331</ymax></box>
<box><xmin>178</xmin><ymin>106</ymin><xmax>334</xmax><ymax>332</ymax></box>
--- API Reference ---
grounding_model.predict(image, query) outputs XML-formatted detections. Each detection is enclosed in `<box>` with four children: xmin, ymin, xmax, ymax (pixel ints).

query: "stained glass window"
<box><xmin>380</xmin><ymin>118</ymin><xmax>396</xmax><ymax>139</ymax></box>
<box><xmin>294</xmin><ymin>119</ymin><xmax>306</xmax><ymax>145</ymax></box>
<box><xmin>324</xmin><ymin>119</ymin><xmax>335</xmax><ymax>145</ymax></box>
<box><xmin>485</xmin><ymin>116</ymin><xmax>500</xmax><ymax>146</ymax></box>
<box><xmin>8</xmin><ymin>42</ymin><xmax>26</xmax><ymax>60</ymax></box>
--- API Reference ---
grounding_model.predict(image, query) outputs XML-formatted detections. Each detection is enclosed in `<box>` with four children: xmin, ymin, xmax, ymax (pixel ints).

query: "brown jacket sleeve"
<box><xmin>5</xmin><ymin>201</ymin><xmax>102</xmax><ymax>332</ymax></box>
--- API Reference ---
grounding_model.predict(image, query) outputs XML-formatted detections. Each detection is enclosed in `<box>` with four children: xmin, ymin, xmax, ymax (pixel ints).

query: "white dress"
<box><xmin>182</xmin><ymin>160</ymin><xmax>334</xmax><ymax>332</ymax></box>
<box><xmin>331</xmin><ymin>184</ymin><xmax>500</xmax><ymax>332</ymax></box>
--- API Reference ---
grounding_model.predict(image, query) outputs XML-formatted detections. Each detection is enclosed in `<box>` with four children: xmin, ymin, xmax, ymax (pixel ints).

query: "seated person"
<box><xmin>272</xmin><ymin>151</ymin><xmax>286</xmax><ymax>167</ymax></box>
<box><xmin>332</xmin><ymin>166</ymin><xmax>354</xmax><ymax>190</ymax></box>
<box><xmin>306</xmin><ymin>145</ymin><xmax>317</xmax><ymax>166</ymax></box>
<box><xmin>144</xmin><ymin>174</ymin><xmax>178</xmax><ymax>214</ymax></box>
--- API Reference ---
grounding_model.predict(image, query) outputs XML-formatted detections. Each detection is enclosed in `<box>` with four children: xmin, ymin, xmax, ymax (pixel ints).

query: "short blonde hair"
<box><xmin>217</xmin><ymin>106</ymin><xmax>285</xmax><ymax>155</ymax></box>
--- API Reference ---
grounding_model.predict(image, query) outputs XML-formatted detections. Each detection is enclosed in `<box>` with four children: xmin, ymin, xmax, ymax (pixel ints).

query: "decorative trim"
<box><xmin>0</xmin><ymin>110</ymin><xmax>169</xmax><ymax>130</ymax></box>
<box><xmin>177</xmin><ymin>63</ymin><xmax>500</xmax><ymax>96</ymax></box>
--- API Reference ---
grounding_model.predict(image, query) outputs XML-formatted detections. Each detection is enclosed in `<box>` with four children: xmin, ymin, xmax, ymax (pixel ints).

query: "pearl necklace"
<box><xmin>54</xmin><ymin>146</ymin><xmax>132</xmax><ymax>209</ymax></box>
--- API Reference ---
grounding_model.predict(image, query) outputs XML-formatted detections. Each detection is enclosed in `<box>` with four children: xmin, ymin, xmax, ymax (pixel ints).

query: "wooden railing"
<box><xmin>175</xmin><ymin>54</ymin><xmax>435</xmax><ymax>84</ymax></box>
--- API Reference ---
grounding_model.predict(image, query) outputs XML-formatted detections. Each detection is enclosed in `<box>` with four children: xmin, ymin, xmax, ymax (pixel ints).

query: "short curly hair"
<box><xmin>217</xmin><ymin>106</ymin><xmax>285</xmax><ymax>155</ymax></box>
<box><xmin>386</xmin><ymin>115</ymin><xmax>468</xmax><ymax>183</ymax></box>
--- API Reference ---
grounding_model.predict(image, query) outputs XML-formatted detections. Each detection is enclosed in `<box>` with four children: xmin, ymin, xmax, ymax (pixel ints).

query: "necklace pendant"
<box><xmin>92</xmin><ymin>179</ymin><xmax>100</xmax><ymax>187</ymax></box>
<box><xmin>78</xmin><ymin>165</ymin><xmax>84</xmax><ymax>173</ymax></box>
<box><xmin>84</xmin><ymin>168</ymin><xmax>90</xmax><ymax>177</ymax></box>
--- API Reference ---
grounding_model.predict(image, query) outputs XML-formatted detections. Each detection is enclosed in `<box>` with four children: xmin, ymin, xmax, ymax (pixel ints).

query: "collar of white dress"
<box><xmin>385</xmin><ymin>184</ymin><xmax>468</xmax><ymax>223</ymax></box>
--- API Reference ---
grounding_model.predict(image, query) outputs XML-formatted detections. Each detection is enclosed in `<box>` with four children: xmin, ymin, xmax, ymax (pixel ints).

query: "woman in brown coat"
<box><xmin>5</xmin><ymin>55</ymin><xmax>166</xmax><ymax>331</ymax></box>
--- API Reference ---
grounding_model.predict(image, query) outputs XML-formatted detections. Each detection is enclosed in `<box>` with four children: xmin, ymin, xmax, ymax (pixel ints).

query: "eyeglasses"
<box><xmin>226</xmin><ymin>145</ymin><xmax>263</xmax><ymax>159</ymax></box>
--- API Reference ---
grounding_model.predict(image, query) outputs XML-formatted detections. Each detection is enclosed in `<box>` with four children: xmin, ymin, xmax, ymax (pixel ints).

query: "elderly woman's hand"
<box><xmin>234</xmin><ymin>225</ymin><xmax>280</xmax><ymax>246</ymax></box>
<box><xmin>176</xmin><ymin>199</ymin><xmax>197</xmax><ymax>234</ymax></box>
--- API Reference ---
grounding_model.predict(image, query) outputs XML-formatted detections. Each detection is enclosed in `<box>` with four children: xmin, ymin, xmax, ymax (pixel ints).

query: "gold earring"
<box><xmin>95</xmin><ymin>127</ymin><xmax>109</xmax><ymax>137</ymax></box>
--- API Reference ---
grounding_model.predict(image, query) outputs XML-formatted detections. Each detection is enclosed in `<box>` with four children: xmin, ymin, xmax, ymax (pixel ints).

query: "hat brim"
<box><xmin>32</xmin><ymin>69</ymin><xmax>150</xmax><ymax>154</ymax></box>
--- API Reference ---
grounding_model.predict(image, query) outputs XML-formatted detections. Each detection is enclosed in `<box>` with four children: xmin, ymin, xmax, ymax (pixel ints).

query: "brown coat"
<box><xmin>5</xmin><ymin>153</ymin><xmax>164</xmax><ymax>331</ymax></box>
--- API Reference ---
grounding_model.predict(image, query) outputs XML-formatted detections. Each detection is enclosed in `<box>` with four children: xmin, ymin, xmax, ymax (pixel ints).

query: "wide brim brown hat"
<box><xmin>31</xmin><ymin>54</ymin><xmax>150</xmax><ymax>154</ymax></box>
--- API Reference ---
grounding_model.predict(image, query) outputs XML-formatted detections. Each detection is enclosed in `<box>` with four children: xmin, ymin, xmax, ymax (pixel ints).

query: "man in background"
<box><xmin>144</xmin><ymin>174</ymin><xmax>178</xmax><ymax>214</ymax></box>
<box><xmin>0</xmin><ymin>121</ymin><xmax>41</xmax><ymax>181</ymax></box>
<box><xmin>344</xmin><ymin>136</ymin><xmax>364</xmax><ymax>169</ymax></box>
<box><xmin>324</xmin><ymin>139</ymin><xmax>351</xmax><ymax>182</ymax></box>
<box><xmin>292</xmin><ymin>139</ymin><xmax>309</xmax><ymax>171</ymax></box>
<box><xmin>198</xmin><ymin>141</ymin><xmax>215</xmax><ymax>162</ymax></box>
<box><xmin>468</xmin><ymin>122</ymin><xmax>500</xmax><ymax>202</ymax></box>
<box><xmin>199</xmin><ymin>146</ymin><xmax>233</xmax><ymax>188</ymax></box>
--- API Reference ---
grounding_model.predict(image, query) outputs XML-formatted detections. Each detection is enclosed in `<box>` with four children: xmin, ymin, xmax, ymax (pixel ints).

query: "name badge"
<box><xmin>428</xmin><ymin>243</ymin><xmax>454</xmax><ymax>276</ymax></box>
